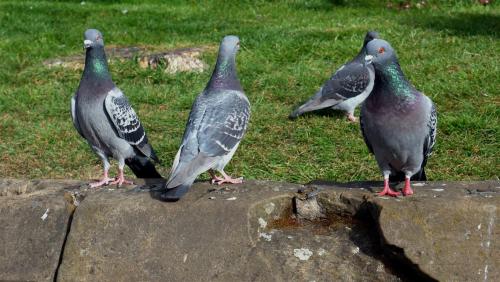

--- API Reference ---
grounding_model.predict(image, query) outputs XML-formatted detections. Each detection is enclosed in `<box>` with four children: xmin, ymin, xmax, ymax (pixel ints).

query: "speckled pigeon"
<box><xmin>289</xmin><ymin>31</ymin><xmax>379</xmax><ymax>122</ymax></box>
<box><xmin>360</xmin><ymin>39</ymin><xmax>437</xmax><ymax>196</ymax></box>
<box><xmin>157</xmin><ymin>35</ymin><xmax>250</xmax><ymax>202</ymax></box>
<box><xmin>71</xmin><ymin>29</ymin><xmax>162</xmax><ymax>187</ymax></box>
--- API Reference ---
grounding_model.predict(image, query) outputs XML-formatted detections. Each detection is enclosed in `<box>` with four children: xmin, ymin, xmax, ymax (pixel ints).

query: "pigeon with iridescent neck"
<box><xmin>157</xmin><ymin>35</ymin><xmax>250</xmax><ymax>202</ymax></box>
<box><xmin>71</xmin><ymin>29</ymin><xmax>162</xmax><ymax>187</ymax></box>
<box><xmin>361</xmin><ymin>39</ymin><xmax>437</xmax><ymax>197</ymax></box>
<box><xmin>289</xmin><ymin>31</ymin><xmax>379</xmax><ymax>122</ymax></box>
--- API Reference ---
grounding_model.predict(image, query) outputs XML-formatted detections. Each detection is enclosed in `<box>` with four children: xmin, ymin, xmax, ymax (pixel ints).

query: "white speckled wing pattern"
<box><xmin>425</xmin><ymin>103</ymin><xmax>438</xmax><ymax>158</ymax></box>
<box><xmin>104</xmin><ymin>87</ymin><xmax>147</xmax><ymax>146</ymax></box>
<box><xmin>199</xmin><ymin>90</ymin><xmax>250</xmax><ymax>157</ymax></box>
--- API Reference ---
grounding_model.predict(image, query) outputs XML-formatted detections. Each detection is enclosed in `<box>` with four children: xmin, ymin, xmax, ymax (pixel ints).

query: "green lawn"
<box><xmin>0</xmin><ymin>0</ymin><xmax>498</xmax><ymax>183</ymax></box>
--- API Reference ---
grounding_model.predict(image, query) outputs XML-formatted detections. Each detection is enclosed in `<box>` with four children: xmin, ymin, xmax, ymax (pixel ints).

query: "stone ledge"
<box><xmin>0</xmin><ymin>179</ymin><xmax>498</xmax><ymax>281</ymax></box>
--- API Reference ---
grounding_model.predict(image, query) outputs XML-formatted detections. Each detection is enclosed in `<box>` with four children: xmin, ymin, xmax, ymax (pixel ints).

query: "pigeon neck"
<box><xmin>83</xmin><ymin>47</ymin><xmax>111</xmax><ymax>81</ymax></box>
<box><xmin>376</xmin><ymin>62</ymin><xmax>417</xmax><ymax>102</ymax></box>
<box><xmin>206</xmin><ymin>52</ymin><xmax>242</xmax><ymax>91</ymax></box>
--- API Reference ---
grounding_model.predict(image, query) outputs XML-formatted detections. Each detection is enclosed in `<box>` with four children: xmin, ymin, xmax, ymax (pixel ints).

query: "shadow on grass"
<box><xmin>404</xmin><ymin>12</ymin><xmax>500</xmax><ymax>38</ymax></box>
<box><xmin>288</xmin><ymin>104</ymin><xmax>348</xmax><ymax>120</ymax></box>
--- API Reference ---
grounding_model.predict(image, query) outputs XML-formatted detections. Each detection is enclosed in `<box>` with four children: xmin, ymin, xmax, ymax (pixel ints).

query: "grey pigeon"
<box><xmin>360</xmin><ymin>39</ymin><xmax>437</xmax><ymax>196</ymax></box>
<box><xmin>157</xmin><ymin>35</ymin><xmax>250</xmax><ymax>202</ymax></box>
<box><xmin>71</xmin><ymin>29</ymin><xmax>161</xmax><ymax>187</ymax></box>
<box><xmin>289</xmin><ymin>31</ymin><xmax>379</xmax><ymax>122</ymax></box>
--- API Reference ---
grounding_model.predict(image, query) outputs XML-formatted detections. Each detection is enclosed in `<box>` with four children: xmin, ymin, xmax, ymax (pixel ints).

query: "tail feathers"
<box><xmin>389</xmin><ymin>167</ymin><xmax>427</xmax><ymax>182</ymax></box>
<box><xmin>289</xmin><ymin>89</ymin><xmax>327</xmax><ymax>119</ymax></box>
<box><xmin>125</xmin><ymin>155</ymin><xmax>163</xmax><ymax>179</ymax></box>
<box><xmin>155</xmin><ymin>182</ymin><xmax>192</xmax><ymax>202</ymax></box>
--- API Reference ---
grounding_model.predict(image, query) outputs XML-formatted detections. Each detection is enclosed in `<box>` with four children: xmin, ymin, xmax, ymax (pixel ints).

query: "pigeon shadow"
<box><xmin>403</xmin><ymin>12</ymin><xmax>500</xmax><ymax>38</ymax></box>
<box><xmin>288</xmin><ymin>105</ymin><xmax>347</xmax><ymax>120</ymax></box>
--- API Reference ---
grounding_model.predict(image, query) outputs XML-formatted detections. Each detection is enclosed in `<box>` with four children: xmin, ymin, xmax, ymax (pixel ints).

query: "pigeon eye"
<box><xmin>378</xmin><ymin>47</ymin><xmax>385</xmax><ymax>54</ymax></box>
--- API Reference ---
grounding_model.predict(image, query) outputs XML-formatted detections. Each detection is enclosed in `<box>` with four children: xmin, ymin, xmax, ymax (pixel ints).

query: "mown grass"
<box><xmin>0</xmin><ymin>0</ymin><xmax>498</xmax><ymax>183</ymax></box>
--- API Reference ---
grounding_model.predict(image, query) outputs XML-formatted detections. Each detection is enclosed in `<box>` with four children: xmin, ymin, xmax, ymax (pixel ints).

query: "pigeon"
<box><xmin>360</xmin><ymin>39</ymin><xmax>437</xmax><ymax>196</ymax></box>
<box><xmin>157</xmin><ymin>35</ymin><xmax>250</xmax><ymax>202</ymax></box>
<box><xmin>71</xmin><ymin>29</ymin><xmax>162</xmax><ymax>187</ymax></box>
<box><xmin>289</xmin><ymin>31</ymin><xmax>379</xmax><ymax>122</ymax></box>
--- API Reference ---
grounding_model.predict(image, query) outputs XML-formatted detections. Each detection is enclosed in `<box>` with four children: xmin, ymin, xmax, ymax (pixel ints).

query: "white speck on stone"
<box><xmin>258</xmin><ymin>218</ymin><xmax>267</xmax><ymax>229</ymax></box>
<box><xmin>208</xmin><ymin>196</ymin><xmax>216</xmax><ymax>200</ymax></box>
<box><xmin>121</xmin><ymin>9</ymin><xmax>128</xmax><ymax>14</ymax></box>
<box><xmin>108</xmin><ymin>188</ymin><xmax>115</xmax><ymax>191</ymax></box>
<box><xmin>442</xmin><ymin>183</ymin><xmax>447</xmax><ymax>186</ymax></box>
<box><xmin>259</xmin><ymin>232</ymin><xmax>272</xmax><ymax>241</ymax></box>
<box><xmin>317</xmin><ymin>248</ymin><xmax>326</xmax><ymax>256</ymax></box>
<box><xmin>345</xmin><ymin>226</ymin><xmax>352</xmax><ymax>231</ymax></box>
<box><xmin>376</xmin><ymin>263</ymin><xmax>384</xmax><ymax>272</ymax></box>
<box><xmin>413</xmin><ymin>183</ymin><xmax>426</xmax><ymax>186</ymax></box>
<box><xmin>432</xmin><ymin>188</ymin><xmax>444</xmax><ymax>192</ymax></box>
<box><xmin>264</xmin><ymin>202</ymin><xmax>275</xmax><ymax>214</ymax></box>
<box><xmin>41</xmin><ymin>209</ymin><xmax>49</xmax><ymax>221</ymax></box>
<box><xmin>294</xmin><ymin>248</ymin><xmax>313</xmax><ymax>261</ymax></box>
<box><xmin>287</xmin><ymin>235</ymin><xmax>293</xmax><ymax>239</ymax></box>
<box><xmin>477</xmin><ymin>224</ymin><xmax>482</xmax><ymax>230</ymax></box>
<box><xmin>226</xmin><ymin>197</ymin><xmax>237</xmax><ymax>201</ymax></box>
<box><xmin>183</xmin><ymin>254</ymin><xmax>188</xmax><ymax>263</ymax></box>
<box><xmin>272</xmin><ymin>187</ymin><xmax>280</xmax><ymax>192</ymax></box>
<box><xmin>351</xmin><ymin>246</ymin><xmax>360</xmax><ymax>255</ymax></box>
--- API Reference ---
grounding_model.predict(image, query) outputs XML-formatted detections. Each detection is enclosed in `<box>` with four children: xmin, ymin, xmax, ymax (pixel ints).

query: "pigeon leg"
<box><xmin>209</xmin><ymin>169</ymin><xmax>224</xmax><ymax>184</ymax></box>
<box><xmin>378</xmin><ymin>176</ymin><xmax>401</xmax><ymax>197</ymax></box>
<box><xmin>109</xmin><ymin>159</ymin><xmax>134</xmax><ymax>187</ymax></box>
<box><xmin>89</xmin><ymin>169</ymin><xmax>114</xmax><ymax>188</ymax></box>
<box><xmin>89</xmin><ymin>154</ymin><xmax>114</xmax><ymax>188</ymax></box>
<box><xmin>346</xmin><ymin>112</ymin><xmax>358</xmax><ymax>123</ymax></box>
<box><xmin>213</xmin><ymin>170</ymin><xmax>243</xmax><ymax>185</ymax></box>
<box><xmin>402</xmin><ymin>176</ymin><xmax>414</xmax><ymax>196</ymax></box>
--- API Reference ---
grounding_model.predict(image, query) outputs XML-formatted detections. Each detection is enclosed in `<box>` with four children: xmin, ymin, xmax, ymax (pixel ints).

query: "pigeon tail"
<box><xmin>155</xmin><ymin>182</ymin><xmax>192</xmax><ymax>202</ymax></box>
<box><xmin>289</xmin><ymin>89</ymin><xmax>338</xmax><ymax>119</ymax></box>
<box><xmin>125</xmin><ymin>155</ymin><xmax>162</xmax><ymax>179</ymax></box>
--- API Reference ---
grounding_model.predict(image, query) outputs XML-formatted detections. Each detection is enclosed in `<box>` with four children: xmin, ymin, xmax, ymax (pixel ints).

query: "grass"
<box><xmin>0</xmin><ymin>0</ymin><xmax>498</xmax><ymax>183</ymax></box>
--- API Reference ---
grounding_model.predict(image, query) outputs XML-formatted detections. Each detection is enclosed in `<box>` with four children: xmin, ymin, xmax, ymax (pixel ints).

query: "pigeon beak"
<box><xmin>83</xmin><ymin>39</ymin><xmax>92</xmax><ymax>49</ymax></box>
<box><xmin>364</xmin><ymin>55</ymin><xmax>373</xmax><ymax>66</ymax></box>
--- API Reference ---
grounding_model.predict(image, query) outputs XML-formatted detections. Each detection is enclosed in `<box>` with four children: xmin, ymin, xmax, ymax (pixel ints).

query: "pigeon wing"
<box><xmin>359</xmin><ymin>111</ymin><xmax>374</xmax><ymax>154</ymax></box>
<box><xmin>104</xmin><ymin>88</ymin><xmax>148</xmax><ymax>147</ymax></box>
<box><xmin>198</xmin><ymin>90</ymin><xmax>250</xmax><ymax>157</ymax></box>
<box><xmin>321</xmin><ymin>62</ymin><xmax>371</xmax><ymax>101</ymax></box>
<box><xmin>70</xmin><ymin>95</ymin><xmax>84</xmax><ymax>138</ymax></box>
<box><xmin>422</xmin><ymin>103</ymin><xmax>437</xmax><ymax>165</ymax></box>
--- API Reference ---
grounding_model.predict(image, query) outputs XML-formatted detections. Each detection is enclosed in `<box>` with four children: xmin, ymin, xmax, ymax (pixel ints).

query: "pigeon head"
<box><xmin>84</xmin><ymin>29</ymin><xmax>104</xmax><ymax>49</ymax></box>
<box><xmin>364</xmin><ymin>39</ymin><xmax>397</xmax><ymax>67</ymax></box>
<box><xmin>219</xmin><ymin>35</ymin><xmax>240</xmax><ymax>56</ymax></box>
<box><xmin>363</xmin><ymin>31</ymin><xmax>379</xmax><ymax>46</ymax></box>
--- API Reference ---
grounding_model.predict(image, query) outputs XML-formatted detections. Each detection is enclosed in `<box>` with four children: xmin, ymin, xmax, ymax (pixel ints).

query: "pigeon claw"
<box><xmin>214</xmin><ymin>176</ymin><xmax>243</xmax><ymax>185</ymax></box>
<box><xmin>109</xmin><ymin>176</ymin><xmax>134</xmax><ymax>187</ymax></box>
<box><xmin>89</xmin><ymin>177</ymin><xmax>115</xmax><ymax>188</ymax></box>
<box><xmin>378</xmin><ymin>189</ymin><xmax>401</xmax><ymax>197</ymax></box>
<box><xmin>346</xmin><ymin>113</ymin><xmax>358</xmax><ymax>123</ymax></box>
<box><xmin>402</xmin><ymin>178</ymin><xmax>414</xmax><ymax>196</ymax></box>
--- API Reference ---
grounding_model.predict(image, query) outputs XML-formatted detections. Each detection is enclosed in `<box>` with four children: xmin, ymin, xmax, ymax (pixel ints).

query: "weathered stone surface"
<box><xmin>43</xmin><ymin>46</ymin><xmax>209</xmax><ymax>73</ymax></box>
<box><xmin>0</xmin><ymin>179</ymin><xmax>498</xmax><ymax>281</ymax></box>
<box><xmin>0</xmin><ymin>179</ymin><xmax>82</xmax><ymax>282</ymax></box>
<box><xmin>309</xmin><ymin>180</ymin><xmax>500</xmax><ymax>282</ymax></box>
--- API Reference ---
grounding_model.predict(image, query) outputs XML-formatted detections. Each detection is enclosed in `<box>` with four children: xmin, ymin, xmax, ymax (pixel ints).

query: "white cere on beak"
<box><xmin>83</xmin><ymin>39</ymin><xmax>92</xmax><ymax>48</ymax></box>
<box><xmin>364</xmin><ymin>55</ymin><xmax>373</xmax><ymax>64</ymax></box>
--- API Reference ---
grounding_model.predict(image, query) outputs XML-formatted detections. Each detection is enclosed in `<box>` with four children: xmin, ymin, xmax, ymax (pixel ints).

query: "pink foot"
<box><xmin>402</xmin><ymin>178</ymin><xmax>414</xmax><ymax>196</ymax></box>
<box><xmin>378</xmin><ymin>179</ymin><xmax>401</xmax><ymax>197</ymax></box>
<box><xmin>109</xmin><ymin>170</ymin><xmax>134</xmax><ymax>187</ymax></box>
<box><xmin>89</xmin><ymin>177</ymin><xmax>114</xmax><ymax>188</ymax></box>
<box><xmin>211</xmin><ymin>175</ymin><xmax>224</xmax><ymax>184</ymax></box>
<box><xmin>347</xmin><ymin>113</ymin><xmax>358</xmax><ymax>123</ymax></box>
<box><xmin>89</xmin><ymin>170</ymin><xmax>114</xmax><ymax>188</ymax></box>
<box><xmin>214</xmin><ymin>176</ymin><xmax>243</xmax><ymax>185</ymax></box>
